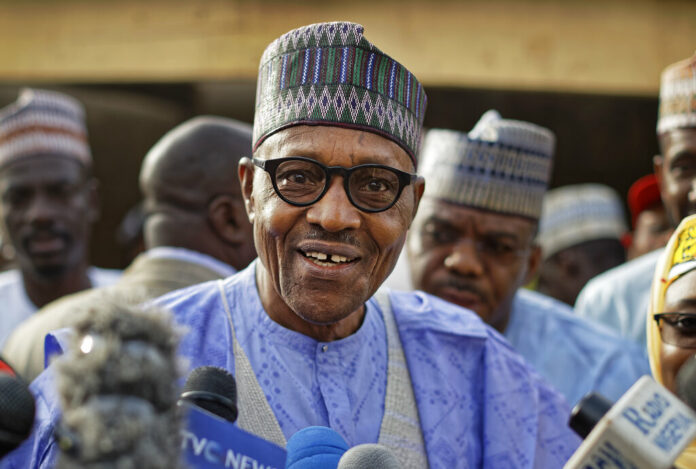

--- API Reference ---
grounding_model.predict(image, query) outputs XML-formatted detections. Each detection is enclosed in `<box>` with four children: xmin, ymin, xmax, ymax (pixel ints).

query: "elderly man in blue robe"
<box><xmin>7</xmin><ymin>22</ymin><xmax>581</xmax><ymax>468</ymax></box>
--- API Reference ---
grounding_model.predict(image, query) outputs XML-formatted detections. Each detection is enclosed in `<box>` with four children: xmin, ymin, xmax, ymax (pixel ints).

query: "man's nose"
<box><xmin>25</xmin><ymin>193</ymin><xmax>57</xmax><ymax>226</ymax></box>
<box><xmin>306</xmin><ymin>177</ymin><xmax>361</xmax><ymax>232</ymax></box>
<box><xmin>444</xmin><ymin>240</ymin><xmax>485</xmax><ymax>277</ymax></box>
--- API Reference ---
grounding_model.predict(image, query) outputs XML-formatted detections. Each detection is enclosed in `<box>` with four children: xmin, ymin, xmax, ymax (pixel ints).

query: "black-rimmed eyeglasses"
<box><xmin>654</xmin><ymin>312</ymin><xmax>696</xmax><ymax>348</ymax></box>
<box><xmin>252</xmin><ymin>156</ymin><xmax>417</xmax><ymax>213</ymax></box>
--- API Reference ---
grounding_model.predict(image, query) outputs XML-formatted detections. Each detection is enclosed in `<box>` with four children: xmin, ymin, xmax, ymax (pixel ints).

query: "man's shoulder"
<box><xmin>388</xmin><ymin>289</ymin><xmax>534</xmax><ymax>374</ymax></box>
<box><xmin>88</xmin><ymin>266</ymin><xmax>122</xmax><ymax>288</ymax></box>
<box><xmin>15</xmin><ymin>281</ymin><xmax>136</xmax><ymax>335</ymax></box>
<box><xmin>515</xmin><ymin>289</ymin><xmax>645</xmax><ymax>353</ymax></box>
<box><xmin>151</xmin><ymin>266</ymin><xmax>251</xmax><ymax>318</ymax></box>
<box><xmin>580</xmin><ymin>248</ymin><xmax>662</xmax><ymax>297</ymax></box>
<box><xmin>387</xmin><ymin>289</ymin><xmax>490</xmax><ymax>340</ymax></box>
<box><xmin>0</xmin><ymin>268</ymin><xmax>21</xmax><ymax>289</ymax></box>
<box><xmin>88</xmin><ymin>266</ymin><xmax>122</xmax><ymax>287</ymax></box>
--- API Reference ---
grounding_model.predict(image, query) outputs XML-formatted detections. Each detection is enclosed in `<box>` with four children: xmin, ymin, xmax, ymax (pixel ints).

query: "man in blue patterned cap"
<box><xmin>403</xmin><ymin>112</ymin><xmax>649</xmax><ymax>406</ymax></box>
<box><xmin>9</xmin><ymin>23</ymin><xmax>580</xmax><ymax>468</ymax></box>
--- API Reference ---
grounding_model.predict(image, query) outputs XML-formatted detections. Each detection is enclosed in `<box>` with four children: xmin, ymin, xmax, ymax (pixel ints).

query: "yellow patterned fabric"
<box><xmin>647</xmin><ymin>214</ymin><xmax>696</xmax><ymax>468</ymax></box>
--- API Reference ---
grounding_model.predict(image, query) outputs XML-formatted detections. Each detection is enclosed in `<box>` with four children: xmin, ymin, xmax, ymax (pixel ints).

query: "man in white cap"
<box><xmin>0</xmin><ymin>89</ymin><xmax>119</xmax><ymax>348</ymax></box>
<box><xmin>537</xmin><ymin>183</ymin><xmax>627</xmax><ymax>306</ymax></box>
<box><xmin>405</xmin><ymin>111</ymin><xmax>649</xmax><ymax>406</ymax></box>
<box><xmin>9</xmin><ymin>22</ymin><xmax>581</xmax><ymax>468</ymax></box>
<box><xmin>575</xmin><ymin>52</ymin><xmax>696</xmax><ymax>347</ymax></box>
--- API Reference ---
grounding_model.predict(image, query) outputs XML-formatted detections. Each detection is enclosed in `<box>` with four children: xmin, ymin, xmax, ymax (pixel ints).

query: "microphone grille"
<box><xmin>285</xmin><ymin>426</ymin><xmax>349</xmax><ymax>469</ymax></box>
<box><xmin>0</xmin><ymin>374</ymin><xmax>35</xmax><ymax>447</ymax></box>
<box><xmin>182</xmin><ymin>366</ymin><xmax>237</xmax><ymax>422</ymax></box>
<box><xmin>568</xmin><ymin>392</ymin><xmax>612</xmax><ymax>439</ymax></box>
<box><xmin>337</xmin><ymin>444</ymin><xmax>401</xmax><ymax>469</ymax></box>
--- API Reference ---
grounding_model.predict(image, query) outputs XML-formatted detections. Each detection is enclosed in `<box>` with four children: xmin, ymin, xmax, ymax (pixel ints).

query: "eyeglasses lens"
<box><xmin>348</xmin><ymin>167</ymin><xmax>400</xmax><ymax>211</ymax></box>
<box><xmin>658</xmin><ymin>313</ymin><xmax>696</xmax><ymax>348</ymax></box>
<box><xmin>275</xmin><ymin>159</ymin><xmax>326</xmax><ymax>204</ymax></box>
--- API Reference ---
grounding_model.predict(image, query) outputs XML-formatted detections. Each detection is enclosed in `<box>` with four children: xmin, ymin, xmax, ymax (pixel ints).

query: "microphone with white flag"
<box><xmin>565</xmin><ymin>375</ymin><xmax>696</xmax><ymax>469</ymax></box>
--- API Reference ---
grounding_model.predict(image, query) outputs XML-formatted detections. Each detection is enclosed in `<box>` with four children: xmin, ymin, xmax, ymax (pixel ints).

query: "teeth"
<box><xmin>306</xmin><ymin>251</ymin><xmax>327</xmax><ymax>260</ymax></box>
<box><xmin>304</xmin><ymin>251</ymin><xmax>353</xmax><ymax>264</ymax></box>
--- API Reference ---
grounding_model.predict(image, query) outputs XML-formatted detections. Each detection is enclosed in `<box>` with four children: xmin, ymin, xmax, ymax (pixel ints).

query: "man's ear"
<box><xmin>238</xmin><ymin>157</ymin><xmax>256</xmax><ymax>224</ymax></box>
<box><xmin>524</xmin><ymin>244</ymin><xmax>543</xmax><ymax>285</ymax></box>
<box><xmin>409</xmin><ymin>176</ymin><xmax>426</xmax><ymax>224</ymax></box>
<box><xmin>208</xmin><ymin>195</ymin><xmax>248</xmax><ymax>244</ymax></box>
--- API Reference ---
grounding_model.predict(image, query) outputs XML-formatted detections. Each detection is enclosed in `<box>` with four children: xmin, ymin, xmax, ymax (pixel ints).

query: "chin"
<box><xmin>33</xmin><ymin>263</ymin><xmax>69</xmax><ymax>279</ymax></box>
<box><xmin>288</xmin><ymin>293</ymin><xmax>364</xmax><ymax>326</ymax></box>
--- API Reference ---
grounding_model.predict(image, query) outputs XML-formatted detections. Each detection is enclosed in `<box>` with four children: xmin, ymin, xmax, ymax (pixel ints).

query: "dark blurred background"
<box><xmin>0</xmin><ymin>0</ymin><xmax>693</xmax><ymax>268</ymax></box>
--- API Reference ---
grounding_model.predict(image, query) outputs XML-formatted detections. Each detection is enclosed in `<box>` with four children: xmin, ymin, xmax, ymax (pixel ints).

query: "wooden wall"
<box><xmin>0</xmin><ymin>0</ymin><xmax>692</xmax><ymax>267</ymax></box>
<box><xmin>0</xmin><ymin>0</ymin><xmax>694</xmax><ymax>94</ymax></box>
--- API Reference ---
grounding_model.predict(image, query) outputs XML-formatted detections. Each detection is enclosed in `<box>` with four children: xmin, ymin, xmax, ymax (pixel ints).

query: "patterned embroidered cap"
<box><xmin>657</xmin><ymin>51</ymin><xmax>696</xmax><ymax>134</ymax></box>
<box><xmin>419</xmin><ymin>110</ymin><xmax>555</xmax><ymax>220</ymax></box>
<box><xmin>538</xmin><ymin>184</ymin><xmax>628</xmax><ymax>260</ymax></box>
<box><xmin>0</xmin><ymin>88</ymin><xmax>91</xmax><ymax>168</ymax></box>
<box><xmin>253</xmin><ymin>22</ymin><xmax>427</xmax><ymax>165</ymax></box>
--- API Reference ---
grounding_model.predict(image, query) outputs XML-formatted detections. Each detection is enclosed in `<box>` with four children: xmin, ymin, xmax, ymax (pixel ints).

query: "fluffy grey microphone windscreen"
<box><xmin>55</xmin><ymin>302</ymin><xmax>183</xmax><ymax>469</ymax></box>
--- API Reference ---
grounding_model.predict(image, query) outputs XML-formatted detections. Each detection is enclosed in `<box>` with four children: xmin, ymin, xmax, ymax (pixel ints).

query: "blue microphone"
<box><xmin>285</xmin><ymin>426</ymin><xmax>349</xmax><ymax>469</ymax></box>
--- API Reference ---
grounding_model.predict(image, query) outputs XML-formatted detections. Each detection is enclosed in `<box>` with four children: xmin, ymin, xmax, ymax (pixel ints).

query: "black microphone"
<box><xmin>53</xmin><ymin>302</ymin><xmax>183</xmax><ymax>469</ymax></box>
<box><xmin>337</xmin><ymin>444</ymin><xmax>401</xmax><ymax>468</ymax></box>
<box><xmin>0</xmin><ymin>373</ymin><xmax>35</xmax><ymax>458</ymax></box>
<box><xmin>179</xmin><ymin>366</ymin><xmax>238</xmax><ymax>423</ymax></box>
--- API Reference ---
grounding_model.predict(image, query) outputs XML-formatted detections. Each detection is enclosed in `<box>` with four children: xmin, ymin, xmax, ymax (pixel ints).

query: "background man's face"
<box><xmin>246</xmin><ymin>125</ymin><xmax>423</xmax><ymax>325</ymax></box>
<box><xmin>0</xmin><ymin>156</ymin><xmax>96</xmax><ymax>279</ymax></box>
<box><xmin>629</xmin><ymin>205</ymin><xmax>673</xmax><ymax>259</ymax></box>
<box><xmin>407</xmin><ymin>199</ymin><xmax>538</xmax><ymax>331</ymax></box>
<box><xmin>656</xmin><ymin>128</ymin><xmax>696</xmax><ymax>226</ymax></box>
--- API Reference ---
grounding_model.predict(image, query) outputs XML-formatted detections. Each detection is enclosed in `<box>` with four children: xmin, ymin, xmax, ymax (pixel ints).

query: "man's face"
<box><xmin>407</xmin><ymin>198</ymin><xmax>540</xmax><ymax>332</ymax></box>
<box><xmin>629</xmin><ymin>205</ymin><xmax>673</xmax><ymax>260</ymax></box>
<box><xmin>655</xmin><ymin>128</ymin><xmax>696</xmax><ymax>225</ymax></box>
<box><xmin>0</xmin><ymin>156</ymin><xmax>97</xmax><ymax>280</ymax></box>
<box><xmin>241</xmin><ymin>125</ymin><xmax>423</xmax><ymax>329</ymax></box>
<box><xmin>659</xmin><ymin>269</ymin><xmax>696</xmax><ymax>393</ymax></box>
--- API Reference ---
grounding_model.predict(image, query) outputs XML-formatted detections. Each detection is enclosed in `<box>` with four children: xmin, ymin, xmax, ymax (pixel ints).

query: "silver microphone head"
<box><xmin>337</xmin><ymin>444</ymin><xmax>401</xmax><ymax>469</ymax></box>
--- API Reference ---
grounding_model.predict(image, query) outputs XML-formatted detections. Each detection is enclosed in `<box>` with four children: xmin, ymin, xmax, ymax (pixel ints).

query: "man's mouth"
<box><xmin>24</xmin><ymin>232</ymin><xmax>68</xmax><ymax>256</ymax></box>
<box><xmin>301</xmin><ymin>250</ymin><xmax>357</xmax><ymax>267</ymax></box>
